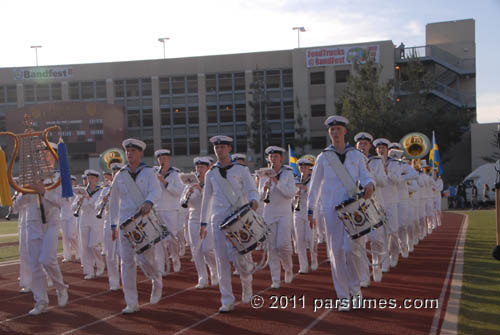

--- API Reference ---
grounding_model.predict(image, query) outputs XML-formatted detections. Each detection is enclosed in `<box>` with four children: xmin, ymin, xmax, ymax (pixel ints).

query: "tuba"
<box><xmin>400</xmin><ymin>132</ymin><xmax>431</xmax><ymax>160</ymax></box>
<box><xmin>99</xmin><ymin>148</ymin><xmax>126</xmax><ymax>174</ymax></box>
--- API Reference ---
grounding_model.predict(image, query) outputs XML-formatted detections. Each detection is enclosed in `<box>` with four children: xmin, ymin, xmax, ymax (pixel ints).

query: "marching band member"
<box><xmin>232</xmin><ymin>153</ymin><xmax>247</xmax><ymax>166</ymax></box>
<box><xmin>61</xmin><ymin>175</ymin><xmax>79</xmax><ymax>262</ymax></box>
<box><xmin>109</xmin><ymin>138</ymin><xmax>163</xmax><ymax>314</ymax></box>
<box><xmin>405</xmin><ymin>159</ymin><xmax>419</xmax><ymax>252</ymax></box>
<box><xmin>74</xmin><ymin>169</ymin><xmax>105</xmax><ymax>280</ymax></box>
<box><xmin>432</xmin><ymin>169</ymin><xmax>443</xmax><ymax>227</ymax></box>
<box><xmin>200</xmin><ymin>135</ymin><xmax>259</xmax><ymax>313</ymax></box>
<box><xmin>97</xmin><ymin>163</ymin><xmax>123</xmax><ymax>291</ymax></box>
<box><xmin>355</xmin><ymin>132</ymin><xmax>387</xmax><ymax>284</ymax></box>
<box><xmin>154</xmin><ymin>149</ymin><xmax>184</xmax><ymax>274</ymax></box>
<box><xmin>308</xmin><ymin>116</ymin><xmax>374</xmax><ymax>312</ymax></box>
<box><xmin>181</xmin><ymin>157</ymin><xmax>218</xmax><ymax>289</ymax></box>
<box><xmin>259</xmin><ymin>146</ymin><xmax>296</xmax><ymax>289</ymax></box>
<box><xmin>421</xmin><ymin>160</ymin><xmax>436</xmax><ymax>233</ymax></box>
<box><xmin>13</xmin><ymin>186</ymin><xmax>32</xmax><ymax>293</ymax></box>
<box><xmin>389</xmin><ymin>143</ymin><xmax>418</xmax><ymax>259</ymax></box>
<box><xmin>373</xmin><ymin>138</ymin><xmax>402</xmax><ymax>270</ymax></box>
<box><xmin>293</xmin><ymin>157</ymin><xmax>318</xmax><ymax>274</ymax></box>
<box><xmin>414</xmin><ymin>161</ymin><xmax>428</xmax><ymax>241</ymax></box>
<box><xmin>12</xmin><ymin>142</ymin><xmax>68</xmax><ymax>315</ymax></box>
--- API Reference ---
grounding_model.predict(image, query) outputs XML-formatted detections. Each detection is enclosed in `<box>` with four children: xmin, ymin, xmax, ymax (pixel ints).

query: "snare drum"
<box><xmin>120</xmin><ymin>210</ymin><xmax>169</xmax><ymax>254</ymax></box>
<box><xmin>335</xmin><ymin>195</ymin><xmax>385</xmax><ymax>239</ymax></box>
<box><xmin>219</xmin><ymin>203</ymin><xmax>268</xmax><ymax>254</ymax></box>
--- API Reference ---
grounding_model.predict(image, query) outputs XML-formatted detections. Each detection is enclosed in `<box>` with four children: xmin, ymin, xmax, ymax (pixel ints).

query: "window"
<box><xmin>174</xmin><ymin>139</ymin><xmax>187</xmax><ymax>155</ymax></box>
<box><xmin>171</xmin><ymin>77</ymin><xmax>185</xmax><ymax>94</ymax></box>
<box><xmin>266</xmin><ymin>70</ymin><xmax>281</xmax><ymax>89</ymax></box>
<box><xmin>127</xmin><ymin>110</ymin><xmax>140</xmax><ymax>127</ymax></box>
<box><xmin>114</xmin><ymin>80</ymin><xmax>125</xmax><ymax>98</ymax></box>
<box><xmin>51</xmin><ymin>83</ymin><xmax>62</xmax><ymax>100</ymax></box>
<box><xmin>310</xmin><ymin>72</ymin><xmax>325</xmax><ymax>85</ymax></box>
<box><xmin>188</xmin><ymin>106</ymin><xmax>199</xmax><ymax>123</ymax></box>
<box><xmin>126</xmin><ymin>80</ymin><xmax>139</xmax><ymax>97</ymax></box>
<box><xmin>267</xmin><ymin>102</ymin><xmax>281</xmax><ymax>120</ymax></box>
<box><xmin>159</xmin><ymin>77</ymin><xmax>170</xmax><ymax>95</ymax></box>
<box><xmin>96</xmin><ymin>81</ymin><xmax>106</xmax><ymax>98</ymax></box>
<box><xmin>0</xmin><ymin>87</ymin><xmax>4</xmax><ymax>103</ymax></box>
<box><xmin>36</xmin><ymin>84</ymin><xmax>50</xmax><ymax>101</ymax></box>
<box><xmin>336</xmin><ymin>70</ymin><xmax>350</xmax><ymax>83</ymax></box>
<box><xmin>283</xmin><ymin>101</ymin><xmax>294</xmax><ymax>119</ymax></box>
<box><xmin>81</xmin><ymin>82</ymin><xmax>94</xmax><ymax>99</ymax></box>
<box><xmin>189</xmin><ymin>138</ymin><xmax>200</xmax><ymax>155</ymax></box>
<box><xmin>6</xmin><ymin>85</ymin><xmax>17</xmax><ymax>103</ymax></box>
<box><xmin>312</xmin><ymin>136</ymin><xmax>327</xmax><ymax>149</ymax></box>
<box><xmin>173</xmin><ymin>107</ymin><xmax>186</xmax><ymax>125</ymax></box>
<box><xmin>143</xmin><ymin>109</ymin><xmax>153</xmax><ymax>127</ymax></box>
<box><xmin>283</xmin><ymin>69</ymin><xmax>293</xmax><ymax>88</ymax></box>
<box><xmin>207</xmin><ymin>105</ymin><xmax>217</xmax><ymax>123</ymax></box>
<box><xmin>141</xmin><ymin>79</ymin><xmax>152</xmax><ymax>96</ymax></box>
<box><xmin>234</xmin><ymin>72</ymin><xmax>245</xmax><ymax>90</ymax></box>
<box><xmin>186</xmin><ymin>75</ymin><xmax>198</xmax><ymax>93</ymax></box>
<box><xmin>311</xmin><ymin>104</ymin><xmax>326</xmax><ymax>117</ymax></box>
<box><xmin>219</xmin><ymin>105</ymin><xmax>233</xmax><ymax>123</ymax></box>
<box><xmin>70</xmin><ymin>82</ymin><xmax>80</xmax><ymax>100</ymax></box>
<box><xmin>219</xmin><ymin>73</ymin><xmax>232</xmax><ymax>92</ymax></box>
<box><xmin>206</xmin><ymin>74</ymin><xmax>216</xmax><ymax>92</ymax></box>
<box><xmin>161</xmin><ymin>108</ymin><xmax>171</xmax><ymax>125</ymax></box>
<box><xmin>24</xmin><ymin>85</ymin><xmax>35</xmax><ymax>102</ymax></box>
<box><xmin>235</xmin><ymin>104</ymin><xmax>246</xmax><ymax>122</ymax></box>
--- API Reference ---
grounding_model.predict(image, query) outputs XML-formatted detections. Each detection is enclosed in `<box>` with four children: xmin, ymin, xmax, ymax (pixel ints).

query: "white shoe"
<box><xmin>57</xmin><ymin>288</ymin><xmax>69</xmax><ymax>307</ymax></box>
<box><xmin>360</xmin><ymin>280</ymin><xmax>370</xmax><ymax>288</ymax></box>
<box><xmin>311</xmin><ymin>258</ymin><xmax>318</xmax><ymax>271</ymax></box>
<box><xmin>338</xmin><ymin>304</ymin><xmax>351</xmax><ymax>312</ymax></box>
<box><xmin>195</xmin><ymin>282</ymin><xmax>208</xmax><ymax>289</ymax></box>
<box><xmin>110</xmin><ymin>286</ymin><xmax>120</xmax><ymax>291</ymax></box>
<box><xmin>84</xmin><ymin>274</ymin><xmax>95</xmax><ymax>280</ymax></box>
<box><xmin>96</xmin><ymin>267</ymin><xmax>105</xmax><ymax>277</ymax></box>
<box><xmin>122</xmin><ymin>304</ymin><xmax>140</xmax><ymax>314</ymax></box>
<box><xmin>271</xmin><ymin>280</ymin><xmax>280</xmax><ymax>289</ymax></box>
<box><xmin>298</xmin><ymin>269</ymin><xmax>309</xmax><ymax>274</ymax></box>
<box><xmin>284</xmin><ymin>271</ymin><xmax>293</xmax><ymax>284</ymax></box>
<box><xmin>150</xmin><ymin>281</ymin><xmax>162</xmax><ymax>304</ymax></box>
<box><xmin>218</xmin><ymin>303</ymin><xmax>234</xmax><ymax>313</ymax></box>
<box><xmin>390</xmin><ymin>253</ymin><xmax>399</xmax><ymax>268</ymax></box>
<box><xmin>242</xmin><ymin>285</ymin><xmax>252</xmax><ymax>304</ymax></box>
<box><xmin>351</xmin><ymin>290</ymin><xmax>363</xmax><ymax>309</ymax></box>
<box><xmin>29</xmin><ymin>302</ymin><xmax>48</xmax><ymax>316</ymax></box>
<box><xmin>173</xmin><ymin>258</ymin><xmax>181</xmax><ymax>273</ymax></box>
<box><xmin>62</xmin><ymin>258</ymin><xmax>71</xmax><ymax>263</ymax></box>
<box><xmin>19</xmin><ymin>287</ymin><xmax>31</xmax><ymax>294</ymax></box>
<box><xmin>372</xmin><ymin>265</ymin><xmax>383</xmax><ymax>282</ymax></box>
<box><xmin>211</xmin><ymin>274</ymin><xmax>219</xmax><ymax>286</ymax></box>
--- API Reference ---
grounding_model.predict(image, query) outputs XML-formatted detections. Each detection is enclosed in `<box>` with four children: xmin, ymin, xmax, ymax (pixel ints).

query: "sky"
<box><xmin>0</xmin><ymin>0</ymin><xmax>498</xmax><ymax>123</ymax></box>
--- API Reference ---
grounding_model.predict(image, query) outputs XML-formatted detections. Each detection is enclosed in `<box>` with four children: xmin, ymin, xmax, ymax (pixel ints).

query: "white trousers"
<box><xmin>156</xmin><ymin>210</ymin><xmax>181</xmax><ymax>273</ymax></box>
<box><xmin>211</xmin><ymin>221</ymin><xmax>252</xmax><ymax>306</ymax></box>
<box><xmin>319</xmin><ymin>209</ymin><xmax>360</xmax><ymax>300</ymax></box>
<box><xmin>61</xmin><ymin>218</ymin><xmax>79</xmax><ymax>260</ymax></box>
<box><xmin>79</xmin><ymin>224</ymin><xmax>104</xmax><ymax>276</ymax></box>
<box><xmin>27</xmin><ymin>221</ymin><xmax>68</xmax><ymax>305</ymax></box>
<box><xmin>397</xmin><ymin>201</ymin><xmax>409</xmax><ymax>254</ymax></box>
<box><xmin>293</xmin><ymin>215</ymin><xmax>317</xmax><ymax>272</ymax></box>
<box><xmin>104</xmin><ymin>226</ymin><xmax>120</xmax><ymax>288</ymax></box>
<box><xmin>119</xmin><ymin>232</ymin><xmax>161</xmax><ymax>307</ymax></box>
<box><xmin>19</xmin><ymin>221</ymin><xmax>32</xmax><ymax>289</ymax></box>
<box><xmin>267</xmin><ymin>213</ymin><xmax>293</xmax><ymax>282</ymax></box>
<box><xmin>188</xmin><ymin>221</ymin><xmax>217</xmax><ymax>285</ymax></box>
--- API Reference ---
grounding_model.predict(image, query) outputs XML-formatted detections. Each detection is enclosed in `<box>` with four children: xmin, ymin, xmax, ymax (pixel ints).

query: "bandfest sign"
<box><xmin>306</xmin><ymin>45</ymin><xmax>379</xmax><ymax>68</ymax></box>
<box><xmin>13</xmin><ymin>67</ymin><xmax>73</xmax><ymax>80</ymax></box>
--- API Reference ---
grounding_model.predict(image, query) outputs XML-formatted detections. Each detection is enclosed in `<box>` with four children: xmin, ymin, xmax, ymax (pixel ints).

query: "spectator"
<box><xmin>448</xmin><ymin>184</ymin><xmax>457</xmax><ymax>209</ymax></box>
<box><xmin>470</xmin><ymin>180</ymin><xmax>478</xmax><ymax>209</ymax></box>
<box><xmin>482</xmin><ymin>184</ymin><xmax>490</xmax><ymax>208</ymax></box>
<box><xmin>457</xmin><ymin>183</ymin><xmax>466</xmax><ymax>209</ymax></box>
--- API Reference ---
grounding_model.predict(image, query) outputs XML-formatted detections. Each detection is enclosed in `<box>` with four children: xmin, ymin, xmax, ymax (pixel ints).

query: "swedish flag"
<box><xmin>288</xmin><ymin>145</ymin><xmax>299</xmax><ymax>176</ymax></box>
<box><xmin>429</xmin><ymin>131</ymin><xmax>443</xmax><ymax>176</ymax></box>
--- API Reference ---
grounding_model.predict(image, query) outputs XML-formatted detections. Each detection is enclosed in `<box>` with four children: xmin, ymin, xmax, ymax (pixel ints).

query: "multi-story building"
<box><xmin>0</xmin><ymin>19</ymin><xmax>476</xmax><ymax>177</ymax></box>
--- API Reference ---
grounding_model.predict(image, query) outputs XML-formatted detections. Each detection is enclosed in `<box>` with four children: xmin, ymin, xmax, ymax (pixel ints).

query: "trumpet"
<box><xmin>73</xmin><ymin>187</ymin><xmax>87</xmax><ymax>218</ymax></box>
<box><xmin>96</xmin><ymin>187</ymin><xmax>111</xmax><ymax>219</ymax></box>
<box><xmin>256</xmin><ymin>167</ymin><xmax>277</xmax><ymax>204</ymax></box>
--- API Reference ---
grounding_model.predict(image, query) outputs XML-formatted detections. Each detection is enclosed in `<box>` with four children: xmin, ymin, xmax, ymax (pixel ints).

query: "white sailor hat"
<box><xmin>389</xmin><ymin>142</ymin><xmax>402</xmax><ymax>150</ymax></box>
<box><xmin>232</xmin><ymin>153</ymin><xmax>247</xmax><ymax>161</ymax></box>
<box><xmin>209</xmin><ymin>135</ymin><xmax>233</xmax><ymax>145</ymax></box>
<box><xmin>43</xmin><ymin>141</ymin><xmax>58</xmax><ymax>151</ymax></box>
<box><xmin>84</xmin><ymin>169</ymin><xmax>100</xmax><ymax>178</ymax></box>
<box><xmin>154</xmin><ymin>149</ymin><xmax>171</xmax><ymax>158</ymax></box>
<box><xmin>110</xmin><ymin>162</ymin><xmax>124</xmax><ymax>170</ymax></box>
<box><xmin>193</xmin><ymin>156</ymin><xmax>211</xmax><ymax>165</ymax></box>
<box><xmin>122</xmin><ymin>138</ymin><xmax>146</xmax><ymax>151</ymax></box>
<box><xmin>354</xmin><ymin>132</ymin><xmax>373</xmax><ymax>143</ymax></box>
<box><xmin>297</xmin><ymin>157</ymin><xmax>314</xmax><ymax>166</ymax></box>
<box><xmin>324</xmin><ymin>115</ymin><xmax>349</xmax><ymax>128</ymax></box>
<box><xmin>265</xmin><ymin>146</ymin><xmax>286</xmax><ymax>155</ymax></box>
<box><xmin>70</xmin><ymin>175</ymin><xmax>77</xmax><ymax>181</ymax></box>
<box><xmin>373</xmin><ymin>138</ymin><xmax>391</xmax><ymax>147</ymax></box>
<box><xmin>204</xmin><ymin>156</ymin><xmax>215</xmax><ymax>164</ymax></box>
<box><xmin>81</xmin><ymin>174</ymin><xmax>87</xmax><ymax>179</ymax></box>
<box><xmin>420</xmin><ymin>159</ymin><xmax>428</xmax><ymax>168</ymax></box>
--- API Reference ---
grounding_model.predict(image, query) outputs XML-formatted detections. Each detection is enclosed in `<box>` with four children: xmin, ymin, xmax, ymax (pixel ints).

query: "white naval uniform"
<box><xmin>200</xmin><ymin>162</ymin><xmax>259</xmax><ymax>307</ymax></box>
<box><xmin>259</xmin><ymin>165</ymin><xmax>296</xmax><ymax>283</ymax></box>
<box><xmin>433</xmin><ymin>176</ymin><xmax>443</xmax><ymax>226</ymax></box>
<box><xmin>73</xmin><ymin>186</ymin><xmax>105</xmax><ymax>277</ymax></box>
<box><xmin>292</xmin><ymin>174</ymin><xmax>318</xmax><ymax>273</ymax></box>
<box><xmin>407</xmin><ymin>178</ymin><xmax>419</xmax><ymax>251</ymax></box>
<box><xmin>154</xmin><ymin>166</ymin><xmax>184</xmax><ymax>274</ymax></box>
<box><xmin>396</xmin><ymin>162</ymin><xmax>419</xmax><ymax>257</ymax></box>
<box><xmin>109</xmin><ymin>163</ymin><xmax>163</xmax><ymax>307</ymax></box>
<box><xmin>379</xmin><ymin>157</ymin><xmax>403</xmax><ymax>269</ymax></box>
<box><xmin>416</xmin><ymin>171</ymin><xmax>428</xmax><ymax>240</ymax></box>
<box><xmin>181</xmin><ymin>184</ymin><xmax>217</xmax><ymax>286</ymax></box>
<box><xmin>423</xmin><ymin>173</ymin><xmax>435</xmax><ymax>232</ymax></box>
<box><xmin>307</xmin><ymin>145</ymin><xmax>374</xmax><ymax>300</ymax></box>
<box><xmin>12</xmin><ymin>180</ymin><xmax>68</xmax><ymax>307</ymax></box>
<box><xmin>60</xmin><ymin>195</ymin><xmax>79</xmax><ymax>261</ymax></box>
<box><xmin>97</xmin><ymin>185</ymin><xmax>120</xmax><ymax>289</ymax></box>
<box><xmin>14</xmin><ymin>193</ymin><xmax>32</xmax><ymax>290</ymax></box>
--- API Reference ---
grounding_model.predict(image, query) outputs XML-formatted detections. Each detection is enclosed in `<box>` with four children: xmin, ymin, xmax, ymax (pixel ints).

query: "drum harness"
<box><xmin>323</xmin><ymin>149</ymin><xmax>388</xmax><ymax>267</ymax></box>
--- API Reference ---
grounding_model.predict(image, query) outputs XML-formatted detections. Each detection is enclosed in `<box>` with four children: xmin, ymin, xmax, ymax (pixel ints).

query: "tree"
<box><xmin>292</xmin><ymin>96</ymin><xmax>309</xmax><ymax>157</ymax></box>
<box><xmin>248</xmin><ymin>78</ymin><xmax>272</xmax><ymax>167</ymax></box>
<box><xmin>337</xmin><ymin>57</ymin><xmax>395</xmax><ymax>141</ymax></box>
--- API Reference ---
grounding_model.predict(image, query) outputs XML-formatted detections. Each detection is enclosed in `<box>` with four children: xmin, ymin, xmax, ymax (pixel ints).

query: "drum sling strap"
<box><xmin>213</xmin><ymin>167</ymin><xmax>244</xmax><ymax>211</ymax></box>
<box><xmin>323</xmin><ymin>149</ymin><xmax>358</xmax><ymax>198</ymax></box>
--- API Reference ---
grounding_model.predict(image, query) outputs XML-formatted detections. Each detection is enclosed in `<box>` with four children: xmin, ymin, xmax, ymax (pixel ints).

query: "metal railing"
<box><xmin>396</xmin><ymin>45</ymin><xmax>475</xmax><ymax>73</ymax></box>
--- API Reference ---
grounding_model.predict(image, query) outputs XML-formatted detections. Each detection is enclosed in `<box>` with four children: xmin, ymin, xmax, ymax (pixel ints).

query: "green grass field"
<box><xmin>458</xmin><ymin>210</ymin><xmax>500</xmax><ymax>335</ymax></box>
<box><xmin>0</xmin><ymin>220</ymin><xmax>19</xmax><ymax>235</ymax></box>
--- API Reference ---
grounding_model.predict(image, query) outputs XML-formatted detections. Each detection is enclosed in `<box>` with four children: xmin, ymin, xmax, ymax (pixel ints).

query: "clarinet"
<box><xmin>263</xmin><ymin>166</ymin><xmax>277</xmax><ymax>203</ymax></box>
<box><xmin>293</xmin><ymin>175</ymin><xmax>304</xmax><ymax>212</ymax></box>
<box><xmin>181</xmin><ymin>188</ymin><xmax>194</xmax><ymax>208</ymax></box>
<box><xmin>96</xmin><ymin>188</ymin><xmax>111</xmax><ymax>219</ymax></box>
<box><xmin>73</xmin><ymin>195</ymin><xmax>85</xmax><ymax>217</ymax></box>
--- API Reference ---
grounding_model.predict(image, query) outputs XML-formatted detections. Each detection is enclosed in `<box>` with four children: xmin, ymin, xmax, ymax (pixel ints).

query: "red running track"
<box><xmin>0</xmin><ymin>212</ymin><xmax>464</xmax><ymax>335</ymax></box>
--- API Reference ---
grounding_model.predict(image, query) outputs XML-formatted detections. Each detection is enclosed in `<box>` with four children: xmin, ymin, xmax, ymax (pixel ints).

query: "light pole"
<box><xmin>30</xmin><ymin>45</ymin><xmax>42</xmax><ymax>66</ymax></box>
<box><xmin>292</xmin><ymin>27</ymin><xmax>306</xmax><ymax>48</ymax></box>
<box><xmin>158</xmin><ymin>37</ymin><xmax>170</xmax><ymax>59</ymax></box>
